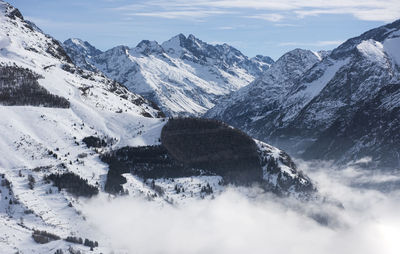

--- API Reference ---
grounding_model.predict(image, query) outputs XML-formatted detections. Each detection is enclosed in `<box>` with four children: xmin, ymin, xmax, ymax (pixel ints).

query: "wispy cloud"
<box><xmin>216</xmin><ymin>26</ymin><xmax>235</xmax><ymax>30</ymax></box>
<box><xmin>245</xmin><ymin>13</ymin><xmax>284</xmax><ymax>22</ymax></box>
<box><xmin>279</xmin><ymin>40</ymin><xmax>344</xmax><ymax>47</ymax></box>
<box><xmin>111</xmin><ymin>0</ymin><xmax>400</xmax><ymax>22</ymax></box>
<box><xmin>295</xmin><ymin>7</ymin><xmax>400</xmax><ymax>22</ymax></box>
<box><xmin>128</xmin><ymin>10</ymin><xmax>231</xmax><ymax>20</ymax></box>
<box><xmin>274</xmin><ymin>23</ymin><xmax>301</xmax><ymax>27</ymax></box>
<box><xmin>26</xmin><ymin>17</ymin><xmax>101</xmax><ymax>30</ymax></box>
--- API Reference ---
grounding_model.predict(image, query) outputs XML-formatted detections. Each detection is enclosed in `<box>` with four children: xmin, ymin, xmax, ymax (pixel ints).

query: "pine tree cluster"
<box><xmin>32</xmin><ymin>230</ymin><xmax>60</xmax><ymax>244</ymax></box>
<box><xmin>45</xmin><ymin>172</ymin><xmax>98</xmax><ymax>197</ymax></box>
<box><xmin>0</xmin><ymin>65</ymin><xmax>70</xmax><ymax>108</ymax></box>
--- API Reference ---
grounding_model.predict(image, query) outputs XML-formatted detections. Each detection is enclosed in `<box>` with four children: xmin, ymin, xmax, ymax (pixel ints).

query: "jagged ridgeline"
<box><xmin>101</xmin><ymin>118</ymin><xmax>263</xmax><ymax>194</ymax></box>
<box><xmin>0</xmin><ymin>66</ymin><xmax>70</xmax><ymax>108</ymax></box>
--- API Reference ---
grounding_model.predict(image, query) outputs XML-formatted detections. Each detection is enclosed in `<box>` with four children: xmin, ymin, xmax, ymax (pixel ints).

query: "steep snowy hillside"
<box><xmin>0</xmin><ymin>1</ymin><xmax>162</xmax><ymax>252</ymax></box>
<box><xmin>63</xmin><ymin>34</ymin><xmax>274</xmax><ymax>116</ymax></box>
<box><xmin>207</xmin><ymin>19</ymin><xmax>400</xmax><ymax>169</ymax></box>
<box><xmin>0</xmin><ymin>1</ymin><xmax>315</xmax><ymax>252</ymax></box>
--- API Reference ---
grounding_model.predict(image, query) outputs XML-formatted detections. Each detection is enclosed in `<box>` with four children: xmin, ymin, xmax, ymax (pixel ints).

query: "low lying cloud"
<box><xmin>83</xmin><ymin>160</ymin><xmax>400</xmax><ymax>254</ymax></box>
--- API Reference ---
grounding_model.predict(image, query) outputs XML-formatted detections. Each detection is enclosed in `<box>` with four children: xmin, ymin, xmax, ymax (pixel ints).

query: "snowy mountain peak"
<box><xmin>205</xmin><ymin>47</ymin><xmax>320</xmax><ymax>127</ymax></box>
<box><xmin>166</xmin><ymin>33</ymin><xmax>211</xmax><ymax>64</ymax></box>
<box><xmin>0</xmin><ymin>3</ymin><xmax>72</xmax><ymax>65</ymax></box>
<box><xmin>161</xmin><ymin>33</ymin><xmax>186</xmax><ymax>55</ymax></box>
<box><xmin>173</xmin><ymin>32</ymin><xmax>187</xmax><ymax>43</ymax></box>
<box><xmin>134</xmin><ymin>39</ymin><xmax>165</xmax><ymax>55</ymax></box>
<box><xmin>64</xmin><ymin>38</ymin><xmax>102</xmax><ymax>57</ymax></box>
<box><xmin>109</xmin><ymin>45</ymin><xmax>130</xmax><ymax>54</ymax></box>
<box><xmin>162</xmin><ymin>33</ymin><xmax>255</xmax><ymax>67</ymax></box>
<box><xmin>252</xmin><ymin>54</ymin><xmax>275</xmax><ymax>65</ymax></box>
<box><xmin>356</xmin><ymin>39</ymin><xmax>385</xmax><ymax>63</ymax></box>
<box><xmin>331</xmin><ymin>19</ymin><xmax>400</xmax><ymax>59</ymax></box>
<box><xmin>0</xmin><ymin>0</ymin><xmax>23</xmax><ymax>20</ymax></box>
<box><xmin>281</xmin><ymin>48</ymin><xmax>318</xmax><ymax>59</ymax></box>
<box><xmin>187</xmin><ymin>34</ymin><xmax>197</xmax><ymax>40</ymax></box>
<box><xmin>262</xmin><ymin>48</ymin><xmax>320</xmax><ymax>84</ymax></box>
<box><xmin>63</xmin><ymin>38</ymin><xmax>102</xmax><ymax>71</ymax></box>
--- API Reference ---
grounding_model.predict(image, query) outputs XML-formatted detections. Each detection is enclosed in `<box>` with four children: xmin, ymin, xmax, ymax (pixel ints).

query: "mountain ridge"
<box><xmin>63</xmin><ymin>34</ymin><xmax>274</xmax><ymax>116</ymax></box>
<box><xmin>207</xmin><ymin>19</ymin><xmax>400</xmax><ymax>169</ymax></box>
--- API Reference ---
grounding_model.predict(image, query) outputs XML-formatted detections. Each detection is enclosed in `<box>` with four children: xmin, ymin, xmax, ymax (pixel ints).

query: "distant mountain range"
<box><xmin>63</xmin><ymin>35</ymin><xmax>274</xmax><ymax>117</ymax></box>
<box><xmin>206</xmin><ymin>20</ymin><xmax>400</xmax><ymax>169</ymax></box>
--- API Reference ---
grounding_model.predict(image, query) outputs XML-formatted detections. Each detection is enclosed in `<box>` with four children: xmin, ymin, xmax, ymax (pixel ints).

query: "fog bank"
<box><xmin>83</xmin><ymin>161</ymin><xmax>400</xmax><ymax>254</ymax></box>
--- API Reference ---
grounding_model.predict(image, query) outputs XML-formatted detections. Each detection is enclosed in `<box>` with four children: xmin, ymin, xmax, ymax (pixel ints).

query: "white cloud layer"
<box><xmin>112</xmin><ymin>0</ymin><xmax>400</xmax><ymax>22</ymax></box>
<box><xmin>83</xmin><ymin>161</ymin><xmax>400</xmax><ymax>254</ymax></box>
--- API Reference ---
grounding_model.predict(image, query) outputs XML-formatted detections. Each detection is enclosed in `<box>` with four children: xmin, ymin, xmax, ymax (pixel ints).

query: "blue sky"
<box><xmin>8</xmin><ymin>0</ymin><xmax>400</xmax><ymax>59</ymax></box>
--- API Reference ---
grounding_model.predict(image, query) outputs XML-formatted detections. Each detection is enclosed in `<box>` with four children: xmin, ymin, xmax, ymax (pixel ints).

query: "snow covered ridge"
<box><xmin>256</xmin><ymin>140</ymin><xmax>315</xmax><ymax>198</ymax></box>
<box><xmin>63</xmin><ymin>34</ymin><xmax>274</xmax><ymax>117</ymax></box>
<box><xmin>207</xmin><ymin>19</ymin><xmax>400</xmax><ymax>169</ymax></box>
<box><xmin>0</xmin><ymin>2</ymin><xmax>164</xmax><ymax>118</ymax></box>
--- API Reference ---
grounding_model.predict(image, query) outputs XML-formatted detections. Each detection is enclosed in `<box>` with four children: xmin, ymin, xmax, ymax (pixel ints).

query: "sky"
<box><xmin>7</xmin><ymin>0</ymin><xmax>400</xmax><ymax>60</ymax></box>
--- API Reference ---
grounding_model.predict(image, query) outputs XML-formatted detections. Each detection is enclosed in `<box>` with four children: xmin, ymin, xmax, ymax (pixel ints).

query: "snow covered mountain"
<box><xmin>206</xmin><ymin>48</ymin><xmax>323</xmax><ymax>131</ymax></box>
<box><xmin>63</xmin><ymin>34</ymin><xmax>274</xmax><ymax>116</ymax></box>
<box><xmin>207</xmin><ymin>20</ymin><xmax>400</xmax><ymax>169</ymax></box>
<box><xmin>0</xmin><ymin>1</ymin><xmax>314</xmax><ymax>252</ymax></box>
<box><xmin>63</xmin><ymin>38</ymin><xmax>102</xmax><ymax>72</ymax></box>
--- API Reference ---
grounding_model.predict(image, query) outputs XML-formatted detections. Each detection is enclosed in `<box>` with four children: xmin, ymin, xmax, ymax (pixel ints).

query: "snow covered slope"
<box><xmin>207</xmin><ymin>19</ymin><xmax>400</xmax><ymax>169</ymax></box>
<box><xmin>63</xmin><ymin>34</ymin><xmax>274</xmax><ymax>116</ymax></box>
<box><xmin>0</xmin><ymin>1</ymin><xmax>163</xmax><ymax>252</ymax></box>
<box><xmin>0</xmin><ymin>1</ymin><xmax>315</xmax><ymax>252</ymax></box>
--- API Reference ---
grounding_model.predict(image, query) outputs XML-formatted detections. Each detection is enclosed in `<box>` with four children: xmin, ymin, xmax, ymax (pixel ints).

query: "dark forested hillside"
<box><xmin>101</xmin><ymin>118</ymin><xmax>264</xmax><ymax>194</ymax></box>
<box><xmin>161</xmin><ymin>118</ymin><xmax>262</xmax><ymax>184</ymax></box>
<box><xmin>0</xmin><ymin>66</ymin><xmax>70</xmax><ymax>108</ymax></box>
